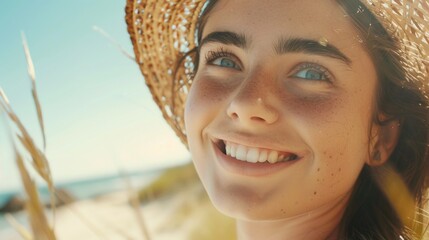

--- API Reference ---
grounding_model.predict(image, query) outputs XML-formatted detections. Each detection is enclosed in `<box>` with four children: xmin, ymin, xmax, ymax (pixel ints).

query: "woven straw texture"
<box><xmin>126</xmin><ymin>0</ymin><xmax>429</xmax><ymax>146</ymax></box>
<box><xmin>362</xmin><ymin>0</ymin><xmax>428</xmax><ymax>88</ymax></box>
<box><xmin>126</xmin><ymin>0</ymin><xmax>206</xmax><ymax>146</ymax></box>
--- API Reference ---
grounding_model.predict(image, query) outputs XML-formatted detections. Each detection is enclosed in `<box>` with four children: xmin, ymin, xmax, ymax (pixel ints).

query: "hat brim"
<box><xmin>126</xmin><ymin>0</ymin><xmax>207</xmax><ymax>147</ymax></box>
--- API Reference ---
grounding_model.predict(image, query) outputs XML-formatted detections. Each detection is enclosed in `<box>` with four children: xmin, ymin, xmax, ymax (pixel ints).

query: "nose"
<box><xmin>226</xmin><ymin>79</ymin><xmax>279</xmax><ymax>126</ymax></box>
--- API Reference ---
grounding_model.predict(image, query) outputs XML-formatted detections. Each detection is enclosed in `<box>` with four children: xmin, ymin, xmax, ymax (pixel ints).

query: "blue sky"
<box><xmin>0</xmin><ymin>1</ymin><xmax>190</xmax><ymax>191</ymax></box>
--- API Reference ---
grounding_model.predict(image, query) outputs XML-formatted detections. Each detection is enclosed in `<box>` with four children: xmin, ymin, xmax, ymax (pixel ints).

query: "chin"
<box><xmin>203</xmin><ymin>179</ymin><xmax>296</xmax><ymax>221</ymax></box>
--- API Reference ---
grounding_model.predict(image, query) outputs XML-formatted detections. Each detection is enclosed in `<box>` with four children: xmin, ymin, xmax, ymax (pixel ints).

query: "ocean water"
<box><xmin>0</xmin><ymin>168</ymin><xmax>162</xmax><ymax>230</ymax></box>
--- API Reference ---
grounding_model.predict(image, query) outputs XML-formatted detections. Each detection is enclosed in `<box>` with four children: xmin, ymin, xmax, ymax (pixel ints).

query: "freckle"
<box><xmin>295</xmin><ymin>201</ymin><xmax>298</xmax><ymax>205</ymax></box>
<box><xmin>317</xmin><ymin>168</ymin><xmax>320</xmax><ymax>172</ymax></box>
<box><xmin>338</xmin><ymin>168</ymin><xmax>342</xmax><ymax>172</ymax></box>
<box><xmin>331</xmin><ymin>173</ymin><xmax>334</xmax><ymax>177</ymax></box>
<box><xmin>323</xmin><ymin>151</ymin><xmax>327</xmax><ymax>155</ymax></box>
<box><xmin>317</xmin><ymin>178</ymin><xmax>320</xmax><ymax>182</ymax></box>
<box><xmin>329</xmin><ymin>155</ymin><xmax>332</xmax><ymax>159</ymax></box>
<box><xmin>313</xmin><ymin>191</ymin><xmax>317</xmax><ymax>195</ymax></box>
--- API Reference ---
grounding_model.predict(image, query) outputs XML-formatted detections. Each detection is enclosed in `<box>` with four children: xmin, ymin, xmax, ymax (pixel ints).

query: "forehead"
<box><xmin>202</xmin><ymin>0</ymin><xmax>362</xmax><ymax>52</ymax></box>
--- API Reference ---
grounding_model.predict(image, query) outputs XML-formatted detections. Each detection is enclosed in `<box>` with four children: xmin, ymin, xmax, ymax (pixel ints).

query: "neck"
<box><xmin>236</xmin><ymin>194</ymin><xmax>350</xmax><ymax>240</ymax></box>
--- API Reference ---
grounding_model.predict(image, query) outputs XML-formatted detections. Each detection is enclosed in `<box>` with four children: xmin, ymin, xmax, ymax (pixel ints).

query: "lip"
<box><xmin>211</xmin><ymin>140</ymin><xmax>301</xmax><ymax>177</ymax></box>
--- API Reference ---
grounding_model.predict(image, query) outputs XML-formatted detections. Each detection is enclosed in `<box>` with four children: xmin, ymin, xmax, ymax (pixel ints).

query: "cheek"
<box><xmin>184</xmin><ymin>76</ymin><xmax>228</xmax><ymax>176</ymax></box>
<box><xmin>187</xmin><ymin>72</ymin><xmax>229</xmax><ymax>105</ymax></box>
<box><xmin>281</xmin><ymin>86</ymin><xmax>374</xmax><ymax>192</ymax></box>
<box><xmin>185</xmin><ymin>76</ymin><xmax>226</xmax><ymax>134</ymax></box>
<box><xmin>282</xmin><ymin>80</ymin><xmax>375</xmax><ymax>151</ymax></box>
<box><xmin>185</xmin><ymin>73</ymin><xmax>236</xmax><ymax>134</ymax></box>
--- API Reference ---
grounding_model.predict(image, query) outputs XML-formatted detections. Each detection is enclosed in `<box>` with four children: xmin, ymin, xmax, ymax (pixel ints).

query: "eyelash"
<box><xmin>204</xmin><ymin>48</ymin><xmax>240</xmax><ymax>68</ymax></box>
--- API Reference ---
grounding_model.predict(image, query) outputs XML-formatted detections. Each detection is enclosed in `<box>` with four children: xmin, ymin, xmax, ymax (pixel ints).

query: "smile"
<box><xmin>216</xmin><ymin>140</ymin><xmax>298</xmax><ymax>164</ymax></box>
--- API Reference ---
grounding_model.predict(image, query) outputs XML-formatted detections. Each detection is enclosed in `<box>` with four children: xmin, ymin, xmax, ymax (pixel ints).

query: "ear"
<box><xmin>367</xmin><ymin>117</ymin><xmax>401</xmax><ymax>166</ymax></box>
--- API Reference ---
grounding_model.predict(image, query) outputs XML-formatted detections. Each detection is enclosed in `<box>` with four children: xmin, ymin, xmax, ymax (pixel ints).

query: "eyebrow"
<box><xmin>275</xmin><ymin>37</ymin><xmax>351</xmax><ymax>65</ymax></box>
<box><xmin>200</xmin><ymin>31</ymin><xmax>248</xmax><ymax>49</ymax></box>
<box><xmin>200</xmin><ymin>31</ymin><xmax>351</xmax><ymax>65</ymax></box>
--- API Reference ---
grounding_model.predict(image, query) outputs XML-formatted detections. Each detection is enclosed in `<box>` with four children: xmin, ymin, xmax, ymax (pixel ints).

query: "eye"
<box><xmin>291</xmin><ymin>63</ymin><xmax>332</xmax><ymax>82</ymax></box>
<box><xmin>212</xmin><ymin>58</ymin><xmax>239</xmax><ymax>69</ymax></box>
<box><xmin>204</xmin><ymin>48</ymin><xmax>241</xmax><ymax>70</ymax></box>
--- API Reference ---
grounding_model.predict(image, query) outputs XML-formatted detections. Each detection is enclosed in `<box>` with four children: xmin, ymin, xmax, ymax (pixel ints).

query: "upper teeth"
<box><xmin>224</xmin><ymin>141</ymin><xmax>294</xmax><ymax>164</ymax></box>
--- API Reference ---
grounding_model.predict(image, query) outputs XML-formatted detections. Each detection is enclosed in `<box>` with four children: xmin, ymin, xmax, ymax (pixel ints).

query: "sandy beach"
<box><xmin>0</xmin><ymin>180</ymin><xmax>234</xmax><ymax>240</ymax></box>
<box><xmin>52</xmin><ymin>189</ymin><xmax>196</xmax><ymax>240</ymax></box>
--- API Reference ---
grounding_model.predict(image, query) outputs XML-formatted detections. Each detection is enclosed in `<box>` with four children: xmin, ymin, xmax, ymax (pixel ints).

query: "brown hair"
<box><xmin>179</xmin><ymin>0</ymin><xmax>429</xmax><ymax>239</ymax></box>
<box><xmin>337</xmin><ymin>1</ymin><xmax>429</xmax><ymax>239</ymax></box>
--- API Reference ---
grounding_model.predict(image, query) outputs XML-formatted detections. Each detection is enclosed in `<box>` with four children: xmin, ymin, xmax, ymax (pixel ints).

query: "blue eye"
<box><xmin>212</xmin><ymin>57</ymin><xmax>239</xmax><ymax>69</ymax></box>
<box><xmin>294</xmin><ymin>69</ymin><xmax>326</xmax><ymax>80</ymax></box>
<box><xmin>292</xmin><ymin>63</ymin><xmax>331</xmax><ymax>81</ymax></box>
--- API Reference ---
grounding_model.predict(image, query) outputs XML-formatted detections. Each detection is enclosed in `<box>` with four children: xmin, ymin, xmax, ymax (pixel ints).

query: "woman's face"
<box><xmin>185</xmin><ymin>0</ymin><xmax>378</xmax><ymax>220</ymax></box>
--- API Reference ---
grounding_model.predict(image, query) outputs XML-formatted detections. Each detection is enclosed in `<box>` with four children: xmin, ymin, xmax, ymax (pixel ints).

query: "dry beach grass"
<box><xmin>0</xmin><ymin>33</ymin><xmax>56</xmax><ymax>240</ymax></box>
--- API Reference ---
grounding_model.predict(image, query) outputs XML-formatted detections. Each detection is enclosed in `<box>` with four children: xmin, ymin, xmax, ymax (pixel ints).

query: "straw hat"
<box><xmin>125</xmin><ymin>0</ymin><xmax>429</xmax><ymax>146</ymax></box>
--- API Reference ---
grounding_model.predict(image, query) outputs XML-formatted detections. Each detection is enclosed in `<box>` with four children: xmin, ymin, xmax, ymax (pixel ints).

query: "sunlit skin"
<box><xmin>184</xmin><ymin>0</ymin><xmax>382</xmax><ymax>239</ymax></box>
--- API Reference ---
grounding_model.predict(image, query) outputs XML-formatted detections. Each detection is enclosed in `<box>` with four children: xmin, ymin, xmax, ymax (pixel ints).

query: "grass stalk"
<box><xmin>16</xmin><ymin>149</ymin><xmax>56</xmax><ymax>240</ymax></box>
<box><xmin>0</xmin><ymin>33</ymin><xmax>57</xmax><ymax>240</ymax></box>
<box><xmin>0</xmin><ymin>74</ymin><xmax>56</xmax><ymax>221</ymax></box>
<box><xmin>54</xmin><ymin>193</ymin><xmax>109</xmax><ymax>240</ymax></box>
<box><xmin>21</xmin><ymin>33</ymin><xmax>56</xmax><ymax>220</ymax></box>
<box><xmin>92</xmin><ymin>25</ymin><xmax>135</xmax><ymax>61</ymax></box>
<box><xmin>4</xmin><ymin>214</ymin><xmax>33</xmax><ymax>240</ymax></box>
<box><xmin>21</xmin><ymin>32</ymin><xmax>46</xmax><ymax>151</ymax></box>
<box><xmin>120</xmin><ymin>169</ymin><xmax>152</xmax><ymax>240</ymax></box>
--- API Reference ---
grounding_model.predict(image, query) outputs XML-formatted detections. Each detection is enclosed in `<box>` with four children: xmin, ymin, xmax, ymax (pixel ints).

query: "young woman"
<box><xmin>126</xmin><ymin>0</ymin><xmax>429</xmax><ymax>239</ymax></box>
